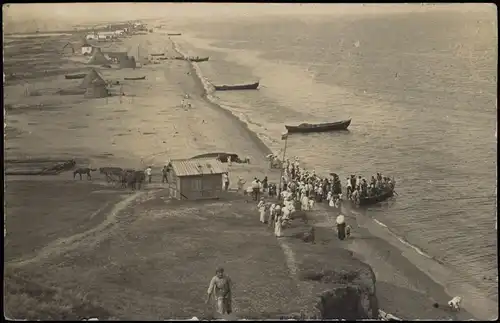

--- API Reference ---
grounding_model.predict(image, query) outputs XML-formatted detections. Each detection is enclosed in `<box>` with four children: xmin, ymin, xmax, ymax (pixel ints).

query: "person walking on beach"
<box><xmin>206</xmin><ymin>267</ymin><xmax>232</xmax><ymax>316</ymax></box>
<box><xmin>162</xmin><ymin>165</ymin><xmax>169</xmax><ymax>183</ymax></box>
<box><xmin>336</xmin><ymin>214</ymin><xmax>346</xmax><ymax>241</ymax></box>
<box><xmin>236</xmin><ymin>177</ymin><xmax>246</xmax><ymax>193</ymax></box>
<box><xmin>145</xmin><ymin>166</ymin><xmax>152</xmax><ymax>184</ymax></box>
<box><xmin>258</xmin><ymin>197</ymin><xmax>266</xmax><ymax>224</ymax></box>
<box><xmin>251</xmin><ymin>178</ymin><xmax>260</xmax><ymax>201</ymax></box>
<box><xmin>222</xmin><ymin>172</ymin><xmax>230</xmax><ymax>191</ymax></box>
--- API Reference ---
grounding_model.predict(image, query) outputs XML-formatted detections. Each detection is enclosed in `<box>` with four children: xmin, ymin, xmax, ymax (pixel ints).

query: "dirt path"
<box><xmin>6</xmin><ymin>191</ymin><xmax>147</xmax><ymax>268</ymax></box>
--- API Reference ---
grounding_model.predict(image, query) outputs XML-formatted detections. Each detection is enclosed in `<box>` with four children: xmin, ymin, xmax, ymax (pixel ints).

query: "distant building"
<box><xmin>86</xmin><ymin>33</ymin><xmax>98</xmax><ymax>40</ymax></box>
<box><xmin>81</xmin><ymin>44</ymin><xmax>93</xmax><ymax>55</ymax></box>
<box><xmin>62</xmin><ymin>42</ymin><xmax>75</xmax><ymax>55</ymax></box>
<box><xmin>168</xmin><ymin>158</ymin><xmax>228</xmax><ymax>200</ymax></box>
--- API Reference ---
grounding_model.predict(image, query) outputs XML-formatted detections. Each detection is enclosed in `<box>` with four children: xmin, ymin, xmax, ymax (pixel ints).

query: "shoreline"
<box><xmin>170</xmin><ymin>38</ymin><xmax>274</xmax><ymax>159</ymax></box>
<box><xmin>168</xmin><ymin>35</ymin><xmax>496</xmax><ymax>320</ymax></box>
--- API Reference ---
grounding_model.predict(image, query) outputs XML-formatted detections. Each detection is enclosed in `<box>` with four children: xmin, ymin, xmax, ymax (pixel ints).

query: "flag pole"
<box><xmin>278</xmin><ymin>132</ymin><xmax>288</xmax><ymax>197</ymax></box>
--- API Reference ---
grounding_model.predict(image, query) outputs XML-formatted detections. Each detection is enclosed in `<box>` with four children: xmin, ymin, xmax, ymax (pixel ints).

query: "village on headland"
<box><xmin>4</xmin><ymin>17</ymin><xmax>480</xmax><ymax>322</ymax></box>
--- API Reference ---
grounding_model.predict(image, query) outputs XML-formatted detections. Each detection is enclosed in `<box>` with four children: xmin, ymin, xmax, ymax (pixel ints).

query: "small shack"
<box><xmin>168</xmin><ymin>158</ymin><xmax>228</xmax><ymax>200</ymax></box>
<box><xmin>119</xmin><ymin>55</ymin><xmax>137</xmax><ymax>69</ymax></box>
<box><xmin>79</xmin><ymin>68</ymin><xmax>100</xmax><ymax>88</ymax></box>
<box><xmin>87</xmin><ymin>47</ymin><xmax>111</xmax><ymax>65</ymax></box>
<box><xmin>84</xmin><ymin>77</ymin><xmax>109</xmax><ymax>98</ymax></box>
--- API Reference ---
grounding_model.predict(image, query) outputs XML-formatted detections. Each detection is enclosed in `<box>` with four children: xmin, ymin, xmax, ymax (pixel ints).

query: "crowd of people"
<box><xmin>248</xmin><ymin>157</ymin><xmax>366</xmax><ymax>241</ymax></box>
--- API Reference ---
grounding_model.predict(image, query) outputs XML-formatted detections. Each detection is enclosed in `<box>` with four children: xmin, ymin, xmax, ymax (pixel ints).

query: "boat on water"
<box><xmin>64</xmin><ymin>73</ymin><xmax>86</xmax><ymax>80</ymax></box>
<box><xmin>167</xmin><ymin>33</ymin><xmax>182</xmax><ymax>36</ymax></box>
<box><xmin>187</xmin><ymin>56</ymin><xmax>209</xmax><ymax>62</ymax></box>
<box><xmin>357</xmin><ymin>188</ymin><xmax>395</xmax><ymax>206</ymax></box>
<box><xmin>150</xmin><ymin>53</ymin><xmax>165</xmax><ymax>56</ymax></box>
<box><xmin>213</xmin><ymin>81</ymin><xmax>259</xmax><ymax>91</ymax></box>
<box><xmin>124</xmin><ymin>76</ymin><xmax>146</xmax><ymax>80</ymax></box>
<box><xmin>285</xmin><ymin>119</ymin><xmax>351</xmax><ymax>133</ymax></box>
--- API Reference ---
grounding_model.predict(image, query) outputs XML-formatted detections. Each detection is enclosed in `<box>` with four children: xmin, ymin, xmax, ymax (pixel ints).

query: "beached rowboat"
<box><xmin>285</xmin><ymin>119</ymin><xmax>351</xmax><ymax>133</ymax></box>
<box><xmin>124</xmin><ymin>76</ymin><xmax>146</xmax><ymax>80</ymax></box>
<box><xmin>187</xmin><ymin>56</ymin><xmax>209</xmax><ymax>62</ymax></box>
<box><xmin>213</xmin><ymin>81</ymin><xmax>259</xmax><ymax>91</ymax></box>
<box><xmin>64</xmin><ymin>73</ymin><xmax>86</xmax><ymax>79</ymax></box>
<box><xmin>357</xmin><ymin>188</ymin><xmax>395</xmax><ymax>206</ymax></box>
<box><xmin>150</xmin><ymin>53</ymin><xmax>165</xmax><ymax>56</ymax></box>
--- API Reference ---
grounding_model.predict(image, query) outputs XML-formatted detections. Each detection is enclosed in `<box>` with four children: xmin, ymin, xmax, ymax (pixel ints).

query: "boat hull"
<box><xmin>65</xmin><ymin>74</ymin><xmax>86</xmax><ymax>80</ymax></box>
<box><xmin>285</xmin><ymin>119</ymin><xmax>351</xmax><ymax>133</ymax></box>
<box><xmin>188</xmin><ymin>57</ymin><xmax>209</xmax><ymax>62</ymax></box>
<box><xmin>214</xmin><ymin>82</ymin><xmax>259</xmax><ymax>91</ymax></box>
<box><xmin>124</xmin><ymin>76</ymin><xmax>146</xmax><ymax>80</ymax></box>
<box><xmin>358</xmin><ymin>189</ymin><xmax>394</xmax><ymax>206</ymax></box>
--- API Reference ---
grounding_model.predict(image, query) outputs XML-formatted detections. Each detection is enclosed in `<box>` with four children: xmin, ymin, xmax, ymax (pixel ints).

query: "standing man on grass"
<box><xmin>206</xmin><ymin>267</ymin><xmax>233</xmax><ymax>316</ymax></box>
<box><xmin>145</xmin><ymin>165</ymin><xmax>152</xmax><ymax>184</ymax></box>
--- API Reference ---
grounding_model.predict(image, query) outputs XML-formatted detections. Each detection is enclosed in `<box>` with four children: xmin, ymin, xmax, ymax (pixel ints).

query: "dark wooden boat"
<box><xmin>150</xmin><ymin>53</ymin><xmax>165</xmax><ymax>56</ymax></box>
<box><xmin>285</xmin><ymin>119</ymin><xmax>351</xmax><ymax>133</ymax></box>
<box><xmin>124</xmin><ymin>76</ymin><xmax>146</xmax><ymax>80</ymax></box>
<box><xmin>188</xmin><ymin>56</ymin><xmax>209</xmax><ymax>62</ymax></box>
<box><xmin>65</xmin><ymin>73</ymin><xmax>86</xmax><ymax>79</ymax></box>
<box><xmin>358</xmin><ymin>188</ymin><xmax>395</xmax><ymax>206</ymax></box>
<box><xmin>57</xmin><ymin>88</ymin><xmax>87</xmax><ymax>95</ymax></box>
<box><xmin>167</xmin><ymin>33</ymin><xmax>182</xmax><ymax>36</ymax></box>
<box><xmin>213</xmin><ymin>81</ymin><xmax>259</xmax><ymax>91</ymax></box>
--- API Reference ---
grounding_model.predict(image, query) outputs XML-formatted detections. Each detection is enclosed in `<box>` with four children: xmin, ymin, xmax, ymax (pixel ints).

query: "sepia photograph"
<box><xmin>3</xmin><ymin>3</ymin><xmax>497</xmax><ymax>321</ymax></box>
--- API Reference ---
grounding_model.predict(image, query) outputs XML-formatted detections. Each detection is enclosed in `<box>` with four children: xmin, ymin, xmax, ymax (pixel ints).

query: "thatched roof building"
<box><xmin>79</xmin><ymin>69</ymin><xmax>101</xmax><ymax>89</ymax></box>
<box><xmin>84</xmin><ymin>77</ymin><xmax>109</xmax><ymax>98</ymax></box>
<box><xmin>87</xmin><ymin>47</ymin><xmax>111</xmax><ymax>65</ymax></box>
<box><xmin>104</xmin><ymin>51</ymin><xmax>128</xmax><ymax>63</ymax></box>
<box><xmin>119</xmin><ymin>56</ymin><xmax>136</xmax><ymax>69</ymax></box>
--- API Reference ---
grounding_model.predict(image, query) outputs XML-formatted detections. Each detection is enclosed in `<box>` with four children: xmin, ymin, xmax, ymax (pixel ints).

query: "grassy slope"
<box><xmin>4</xmin><ymin>183</ymin><xmax>305</xmax><ymax>320</ymax></box>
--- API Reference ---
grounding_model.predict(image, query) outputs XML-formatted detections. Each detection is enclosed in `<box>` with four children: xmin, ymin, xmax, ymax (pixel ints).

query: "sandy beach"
<box><xmin>4</xmin><ymin>20</ymin><xmax>492</xmax><ymax>320</ymax></box>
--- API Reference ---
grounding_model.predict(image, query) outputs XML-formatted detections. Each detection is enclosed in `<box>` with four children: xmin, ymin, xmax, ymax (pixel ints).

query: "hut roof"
<box><xmin>79</xmin><ymin>69</ymin><xmax>101</xmax><ymax>88</ymax></box>
<box><xmin>90</xmin><ymin>77</ymin><xmax>106</xmax><ymax>87</ymax></box>
<box><xmin>170</xmin><ymin>158</ymin><xmax>228</xmax><ymax>177</ymax></box>
<box><xmin>87</xmin><ymin>47</ymin><xmax>110</xmax><ymax>65</ymax></box>
<box><xmin>84</xmin><ymin>77</ymin><xmax>108</xmax><ymax>98</ymax></box>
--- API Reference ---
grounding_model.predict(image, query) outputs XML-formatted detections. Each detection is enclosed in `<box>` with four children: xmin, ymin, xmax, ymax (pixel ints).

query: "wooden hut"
<box><xmin>79</xmin><ymin>68</ymin><xmax>100</xmax><ymax>88</ymax></box>
<box><xmin>119</xmin><ymin>55</ymin><xmax>136</xmax><ymax>69</ymax></box>
<box><xmin>168</xmin><ymin>158</ymin><xmax>228</xmax><ymax>200</ymax></box>
<box><xmin>87</xmin><ymin>47</ymin><xmax>111</xmax><ymax>65</ymax></box>
<box><xmin>84</xmin><ymin>77</ymin><xmax>109</xmax><ymax>98</ymax></box>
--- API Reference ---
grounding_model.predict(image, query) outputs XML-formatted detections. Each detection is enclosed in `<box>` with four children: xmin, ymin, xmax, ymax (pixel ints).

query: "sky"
<box><xmin>3</xmin><ymin>3</ymin><xmax>495</xmax><ymax>32</ymax></box>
